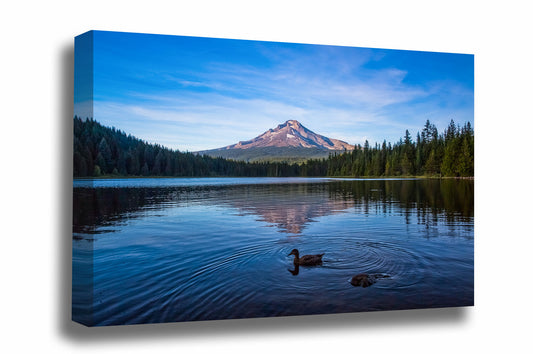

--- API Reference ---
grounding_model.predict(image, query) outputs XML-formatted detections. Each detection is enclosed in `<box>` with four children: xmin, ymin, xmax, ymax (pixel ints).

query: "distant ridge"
<box><xmin>198</xmin><ymin>120</ymin><xmax>354</xmax><ymax>162</ymax></box>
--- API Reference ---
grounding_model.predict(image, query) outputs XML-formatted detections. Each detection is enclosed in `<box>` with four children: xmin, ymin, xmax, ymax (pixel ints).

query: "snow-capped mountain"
<box><xmin>198</xmin><ymin>120</ymin><xmax>354</xmax><ymax>162</ymax></box>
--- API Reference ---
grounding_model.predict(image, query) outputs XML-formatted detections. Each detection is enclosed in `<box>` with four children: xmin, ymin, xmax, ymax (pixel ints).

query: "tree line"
<box><xmin>73</xmin><ymin>117</ymin><xmax>300</xmax><ymax>178</ymax></box>
<box><xmin>318</xmin><ymin>119</ymin><xmax>474</xmax><ymax>177</ymax></box>
<box><xmin>73</xmin><ymin>117</ymin><xmax>473</xmax><ymax>178</ymax></box>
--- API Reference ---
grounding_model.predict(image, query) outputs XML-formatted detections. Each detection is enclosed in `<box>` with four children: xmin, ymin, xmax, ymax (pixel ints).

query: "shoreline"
<box><xmin>73</xmin><ymin>175</ymin><xmax>474</xmax><ymax>180</ymax></box>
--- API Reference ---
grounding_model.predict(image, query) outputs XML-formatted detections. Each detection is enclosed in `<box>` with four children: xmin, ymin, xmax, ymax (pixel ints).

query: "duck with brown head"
<box><xmin>288</xmin><ymin>249</ymin><xmax>324</xmax><ymax>266</ymax></box>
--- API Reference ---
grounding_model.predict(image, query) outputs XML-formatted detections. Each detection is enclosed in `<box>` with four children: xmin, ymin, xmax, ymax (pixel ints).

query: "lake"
<box><xmin>72</xmin><ymin>177</ymin><xmax>474</xmax><ymax>326</ymax></box>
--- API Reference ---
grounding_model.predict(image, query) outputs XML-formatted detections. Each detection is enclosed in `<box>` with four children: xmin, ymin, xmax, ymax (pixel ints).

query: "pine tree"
<box><xmin>93</xmin><ymin>165</ymin><xmax>102</xmax><ymax>177</ymax></box>
<box><xmin>441</xmin><ymin>140</ymin><xmax>458</xmax><ymax>176</ymax></box>
<box><xmin>424</xmin><ymin>150</ymin><xmax>440</xmax><ymax>176</ymax></box>
<box><xmin>95</xmin><ymin>153</ymin><xmax>106</xmax><ymax>174</ymax></box>
<box><xmin>98</xmin><ymin>137</ymin><xmax>113</xmax><ymax>173</ymax></box>
<box><xmin>140</xmin><ymin>162</ymin><xmax>150</xmax><ymax>176</ymax></box>
<box><xmin>152</xmin><ymin>150</ymin><xmax>164</xmax><ymax>175</ymax></box>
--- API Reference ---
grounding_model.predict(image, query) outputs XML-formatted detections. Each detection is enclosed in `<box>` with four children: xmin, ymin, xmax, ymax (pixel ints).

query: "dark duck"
<box><xmin>350</xmin><ymin>273</ymin><xmax>390</xmax><ymax>288</ymax></box>
<box><xmin>288</xmin><ymin>249</ymin><xmax>324</xmax><ymax>266</ymax></box>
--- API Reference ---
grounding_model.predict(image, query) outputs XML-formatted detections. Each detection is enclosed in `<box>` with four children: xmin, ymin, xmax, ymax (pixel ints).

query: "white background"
<box><xmin>2</xmin><ymin>0</ymin><xmax>532</xmax><ymax>353</ymax></box>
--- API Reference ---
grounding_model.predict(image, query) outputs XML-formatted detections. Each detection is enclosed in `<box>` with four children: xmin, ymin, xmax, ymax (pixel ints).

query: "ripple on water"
<box><xmin>76</xmin><ymin>178</ymin><xmax>474</xmax><ymax>325</ymax></box>
<box><xmin>89</xmin><ymin>230</ymin><xmax>467</xmax><ymax>324</ymax></box>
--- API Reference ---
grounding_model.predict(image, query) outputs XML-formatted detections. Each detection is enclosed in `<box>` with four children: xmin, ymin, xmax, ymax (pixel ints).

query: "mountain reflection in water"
<box><xmin>73</xmin><ymin>179</ymin><xmax>473</xmax><ymax>236</ymax></box>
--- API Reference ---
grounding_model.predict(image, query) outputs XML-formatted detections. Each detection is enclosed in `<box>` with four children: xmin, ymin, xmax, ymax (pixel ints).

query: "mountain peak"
<box><xmin>199</xmin><ymin>119</ymin><xmax>355</xmax><ymax>160</ymax></box>
<box><xmin>218</xmin><ymin>120</ymin><xmax>354</xmax><ymax>151</ymax></box>
<box><xmin>285</xmin><ymin>119</ymin><xmax>301</xmax><ymax>126</ymax></box>
<box><xmin>275</xmin><ymin>119</ymin><xmax>301</xmax><ymax>130</ymax></box>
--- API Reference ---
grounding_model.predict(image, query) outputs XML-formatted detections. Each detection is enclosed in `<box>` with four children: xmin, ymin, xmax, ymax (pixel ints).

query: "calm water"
<box><xmin>72</xmin><ymin>177</ymin><xmax>474</xmax><ymax>326</ymax></box>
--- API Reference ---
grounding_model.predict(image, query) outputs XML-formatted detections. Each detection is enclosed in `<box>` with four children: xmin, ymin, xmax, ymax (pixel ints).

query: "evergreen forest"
<box><xmin>73</xmin><ymin>117</ymin><xmax>474</xmax><ymax>178</ymax></box>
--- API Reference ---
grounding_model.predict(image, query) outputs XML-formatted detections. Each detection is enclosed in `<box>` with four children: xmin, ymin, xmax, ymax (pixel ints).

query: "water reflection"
<box><xmin>328</xmin><ymin>179</ymin><xmax>474</xmax><ymax>238</ymax></box>
<box><xmin>221</xmin><ymin>184</ymin><xmax>353</xmax><ymax>233</ymax></box>
<box><xmin>288</xmin><ymin>264</ymin><xmax>299</xmax><ymax>276</ymax></box>
<box><xmin>73</xmin><ymin>179</ymin><xmax>473</xmax><ymax>237</ymax></box>
<box><xmin>72</xmin><ymin>178</ymin><xmax>474</xmax><ymax>325</ymax></box>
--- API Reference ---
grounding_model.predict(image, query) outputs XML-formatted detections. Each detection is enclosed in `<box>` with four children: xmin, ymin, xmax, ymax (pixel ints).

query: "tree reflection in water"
<box><xmin>73</xmin><ymin>178</ymin><xmax>473</xmax><ymax>237</ymax></box>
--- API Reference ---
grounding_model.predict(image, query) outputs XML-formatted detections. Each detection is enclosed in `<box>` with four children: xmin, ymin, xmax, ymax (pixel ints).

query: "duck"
<box><xmin>350</xmin><ymin>273</ymin><xmax>376</xmax><ymax>288</ymax></box>
<box><xmin>288</xmin><ymin>249</ymin><xmax>324</xmax><ymax>266</ymax></box>
<box><xmin>350</xmin><ymin>273</ymin><xmax>390</xmax><ymax>288</ymax></box>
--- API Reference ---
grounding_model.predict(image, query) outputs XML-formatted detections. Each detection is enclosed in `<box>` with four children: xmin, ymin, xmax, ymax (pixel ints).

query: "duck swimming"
<box><xmin>350</xmin><ymin>273</ymin><xmax>390</xmax><ymax>288</ymax></box>
<box><xmin>350</xmin><ymin>274</ymin><xmax>376</xmax><ymax>288</ymax></box>
<box><xmin>288</xmin><ymin>249</ymin><xmax>324</xmax><ymax>266</ymax></box>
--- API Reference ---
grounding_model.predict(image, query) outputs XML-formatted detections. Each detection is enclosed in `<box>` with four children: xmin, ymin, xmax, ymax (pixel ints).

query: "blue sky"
<box><xmin>74</xmin><ymin>31</ymin><xmax>474</xmax><ymax>151</ymax></box>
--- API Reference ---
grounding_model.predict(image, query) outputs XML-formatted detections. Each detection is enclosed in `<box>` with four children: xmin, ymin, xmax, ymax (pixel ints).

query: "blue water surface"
<box><xmin>72</xmin><ymin>177</ymin><xmax>474</xmax><ymax>326</ymax></box>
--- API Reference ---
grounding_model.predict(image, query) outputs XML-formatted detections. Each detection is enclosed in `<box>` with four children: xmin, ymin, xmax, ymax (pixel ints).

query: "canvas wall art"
<box><xmin>72</xmin><ymin>30</ymin><xmax>474</xmax><ymax>327</ymax></box>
